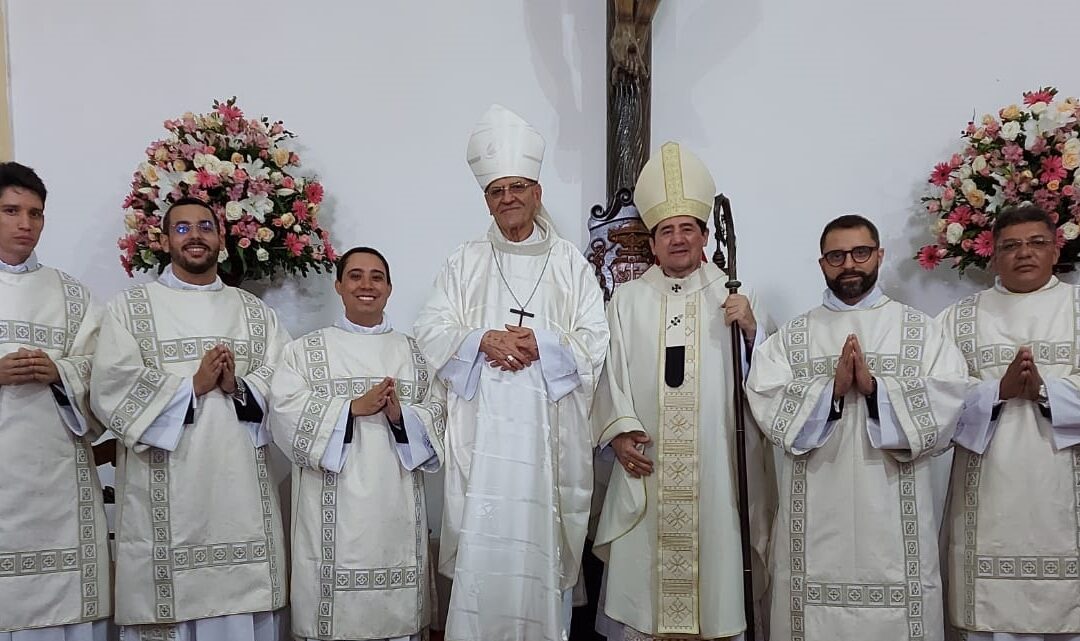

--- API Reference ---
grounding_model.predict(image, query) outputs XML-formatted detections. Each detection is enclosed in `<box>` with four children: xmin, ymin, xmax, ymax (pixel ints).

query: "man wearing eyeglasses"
<box><xmin>414</xmin><ymin>104</ymin><xmax>608</xmax><ymax>641</ymax></box>
<box><xmin>940</xmin><ymin>205</ymin><xmax>1080</xmax><ymax>641</ymax></box>
<box><xmin>91</xmin><ymin>197</ymin><xmax>291</xmax><ymax>640</ymax></box>
<box><xmin>0</xmin><ymin>162</ymin><xmax>112</xmax><ymax>639</ymax></box>
<box><xmin>746</xmin><ymin>214</ymin><xmax>969</xmax><ymax>641</ymax></box>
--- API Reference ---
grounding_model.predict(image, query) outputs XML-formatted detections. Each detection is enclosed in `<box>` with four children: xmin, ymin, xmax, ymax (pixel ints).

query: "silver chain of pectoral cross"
<box><xmin>490</xmin><ymin>244</ymin><xmax>554</xmax><ymax>325</ymax></box>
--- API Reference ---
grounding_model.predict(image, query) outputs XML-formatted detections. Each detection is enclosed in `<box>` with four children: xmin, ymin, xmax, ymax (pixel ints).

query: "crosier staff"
<box><xmin>712</xmin><ymin>193</ymin><xmax>756</xmax><ymax>641</ymax></box>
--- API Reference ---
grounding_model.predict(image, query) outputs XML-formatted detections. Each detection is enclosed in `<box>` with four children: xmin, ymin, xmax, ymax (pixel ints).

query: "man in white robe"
<box><xmin>90</xmin><ymin>198</ymin><xmax>290</xmax><ymax>641</ymax></box>
<box><xmin>746</xmin><ymin>215</ymin><xmax>970</xmax><ymax>641</ymax></box>
<box><xmin>940</xmin><ymin>206</ymin><xmax>1080</xmax><ymax>641</ymax></box>
<box><xmin>591</xmin><ymin>142</ymin><xmax>775</xmax><ymax>641</ymax></box>
<box><xmin>270</xmin><ymin>246</ymin><xmax>447</xmax><ymax>641</ymax></box>
<box><xmin>413</xmin><ymin>104</ymin><xmax>609</xmax><ymax>641</ymax></box>
<box><xmin>0</xmin><ymin>163</ymin><xmax>111</xmax><ymax>641</ymax></box>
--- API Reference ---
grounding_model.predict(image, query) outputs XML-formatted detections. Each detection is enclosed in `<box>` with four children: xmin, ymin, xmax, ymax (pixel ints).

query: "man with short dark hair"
<box><xmin>0</xmin><ymin>161</ymin><xmax>112</xmax><ymax>638</ymax></box>
<box><xmin>940</xmin><ymin>205</ymin><xmax>1080</xmax><ymax>640</ymax></box>
<box><xmin>270</xmin><ymin>246</ymin><xmax>446</xmax><ymax>641</ymax></box>
<box><xmin>747</xmin><ymin>214</ymin><xmax>969</xmax><ymax>641</ymax></box>
<box><xmin>91</xmin><ymin>198</ymin><xmax>290</xmax><ymax>640</ymax></box>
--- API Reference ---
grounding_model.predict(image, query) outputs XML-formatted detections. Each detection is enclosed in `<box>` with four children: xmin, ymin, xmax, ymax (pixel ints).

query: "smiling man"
<box><xmin>90</xmin><ymin>197</ymin><xmax>291</xmax><ymax>640</ymax></box>
<box><xmin>746</xmin><ymin>214</ymin><xmax>969</xmax><ymax>641</ymax></box>
<box><xmin>414</xmin><ymin>104</ymin><xmax>608</xmax><ymax>641</ymax></box>
<box><xmin>0</xmin><ymin>162</ymin><xmax>112</xmax><ymax>639</ymax></box>
<box><xmin>940</xmin><ymin>205</ymin><xmax>1080</xmax><ymax>641</ymax></box>
<box><xmin>269</xmin><ymin>246</ymin><xmax>446</xmax><ymax>641</ymax></box>
<box><xmin>591</xmin><ymin>142</ymin><xmax>774</xmax><ymax>641</ymax></box>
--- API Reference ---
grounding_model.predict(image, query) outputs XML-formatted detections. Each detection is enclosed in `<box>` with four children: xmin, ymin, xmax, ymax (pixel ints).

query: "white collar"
<box><xmin>822</xmin><ymin>285</ymin><xmax>886</xmax><ymax>311</ymax></box>
<box><xmin>334</xmin><ymin>314</ymin><xmax>393</xmax><ymax>335</ymax></box>
<box><xmin>0</xmin><ymin>251</ymin><xmax>41</xmax><ymax>273</ymax></box>
<box><xmin>993</xmin><ymin>275</ymin><xmax>1059</xmax><ymax>295</ymax></box>
<box><xmin>157</xmin><ymin>264</ymin><xmax>224</xmax><ymax>291</ymax></box>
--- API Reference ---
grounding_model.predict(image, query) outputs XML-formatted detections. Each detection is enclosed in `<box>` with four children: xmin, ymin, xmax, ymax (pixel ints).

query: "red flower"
<box><xmin>973</xmin><ymin>231</ymin><xmax>994</xmax><ymax>257</ymax></box>
<box><xmin>1023</xmin><ymin>88</ymin><xmax>1057</xmax><ymax>106</ymax></box>
<box><xmin>195</xmin><ymin>169</ymin><xmax>219</xmax><ymax>189</ymax></box>
<box><xmin>917</xmin><ymin>245</ymin><xmax>943</xmax><ymax>270</ymax></box>
<box><xmin>948</xmin><ymin>205</ymin><xmax>973</xmax><ymax>225</ymax></box>
<box><xmin>929</xmin><ymin>162</ymin><xmax>952</xmax><ymax>186</ymax></box>
<box><xmin>216</xmin><ymin>103</ymin><xmax>244</xmax><ymax>120</ymax></box>
<box><xmin>292</xmin><ymin>199</ymin><xmax>309</xmax><ymax>221</ymax></box>
<box><xmin>305</xmin><ymin>182</ymin><xmax>324</xmax><ymax>205</ymax></box>
<box><xmin>285</xmin><ymin>232</ymin><xmax>309</xmax><ymax>256</ymax></box>
<box><xmin>1041</xmin><ymin>156</ymin><xmax>1067</xmax><ymax>183</ymax></box>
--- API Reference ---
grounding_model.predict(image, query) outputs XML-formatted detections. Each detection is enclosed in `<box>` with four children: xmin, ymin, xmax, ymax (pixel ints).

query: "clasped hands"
<box><xmin>192</xmin><ymin>344</ymin><xmax>242</xmax><ymax>397</ymax></box>
<box><xmin>999</xmin><ymin>346</ymin><xmax>1043</xmax><ymax>401</ymax></box>
<box><xmin>833</xmin><ymin>334</ymin><xmax>875</xmax><ymax>400</ymax></box>
<box><xmin>480</xmin><ymin>325</ymin><xmax>539</xmax><ymax>372</ymax></box>
<box><xmin>0</xmin><ymin>347</ymin><xmax>61</xmax><ymax>386</ymax></box>
<box><xmin>349</xmin><ymin>377</ymin><xmax>403</xmax><ymax>425</ymax></box>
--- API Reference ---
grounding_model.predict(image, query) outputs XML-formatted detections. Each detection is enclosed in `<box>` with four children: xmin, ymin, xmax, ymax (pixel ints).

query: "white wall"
<box><xmin>650</xmin><ymin>0</ymin><xmax>1080</xmax><ymax>325</ymax></box>
<box><xmin>8</xmin><ymin>0</ymin><xmax>606</xmax><ymax>335</ymax></box>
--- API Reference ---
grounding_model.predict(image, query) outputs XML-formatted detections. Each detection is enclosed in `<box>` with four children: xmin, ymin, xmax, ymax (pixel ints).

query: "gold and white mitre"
<box><xmin>634</xmin><ymin>141</ymin><xmax>716</xmax><ymax>230</ymax></box>
<box><xmin>466</xmin><ymin>104</ymin><xmax>546</xmax><ymax>190</ymax></box>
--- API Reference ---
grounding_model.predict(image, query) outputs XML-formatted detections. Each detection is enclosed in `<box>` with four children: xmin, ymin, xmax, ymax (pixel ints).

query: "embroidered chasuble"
<box><xmin>592</xmin><ymin>263</ymin><xmax>775</xmax><ymax>640</ymax></box>
<box><xmin>0</xmin><ymin>261</ymin><xmax>111</xmax><ymax>633</ymax></box>
<box><xmin>413</xmin><ymin>213</ymin><xmax>608</xmax><ymax>641</ymax></box>
<box><xmin>940</xmin><ymin>279</ymin><xmax>1080</xmax><ymax>637</ymax></box>
<box><xmin>269</xmin><ymin>324</ymin><xmax>447</xmax><ymax>641</ymax></box>
<box><xmin>90</xmin><ymin>279</ymin><xmax>289</xmax><ymax>628</ymax></box>
<box><xmin>746</xmin><ymin>295</ymin><xmax>969</xmax><ymax>641</ymax></box>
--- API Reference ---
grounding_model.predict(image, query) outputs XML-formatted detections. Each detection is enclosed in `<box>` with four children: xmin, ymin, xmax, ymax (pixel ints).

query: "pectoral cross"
<box><xmin>510</xmin><ymin>306</ymin><xmax>534</xmax><ymax>326</ymax></box>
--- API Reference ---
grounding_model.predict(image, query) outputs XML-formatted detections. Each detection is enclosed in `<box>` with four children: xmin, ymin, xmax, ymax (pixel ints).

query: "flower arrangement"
<box><xmin>915</xmin><ymin>87</ymin><xmax>1080</xmax><ymax>275</ymax></box>
<box><xmin>118</xmin><ymin>97</ymin><xmax>337</xmax><ymax>282</ymax></box>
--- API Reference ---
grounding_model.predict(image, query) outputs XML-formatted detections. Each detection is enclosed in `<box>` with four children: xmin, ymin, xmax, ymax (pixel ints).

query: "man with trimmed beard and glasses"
<box><xmin>0</xmin><ymin>162</ymin><xmax>112</xmax><ymax>640</ymax></box>
<box><xmin>91</xmin><ymin>197</ymin><xmax>291</xmax><ymax>641</ymax></box>
<box><xmin>269</xmin><ymin>246</ymin><xmax>447</xmax><ymax>641</ymax></box>
<box><xmin>940</xmin><ymin>205</ymin><xmax>1080</xmax><ymax>641</ymax></box>
<box><xmin>746</xmin><ymin>214</ymin><xmax>970</xmax><ymax>641</ymax></box>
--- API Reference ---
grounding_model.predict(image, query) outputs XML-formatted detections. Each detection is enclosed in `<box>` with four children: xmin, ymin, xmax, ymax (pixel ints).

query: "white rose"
<box><xmin>1030</xmin><ymin>101</ymin><xmax>1048</xmax><ymax>115</ymax></box>
<box><xmin>270</xmin><ymin>171</ymin><xmax>283</xmax><ymax>185</ymax></box>
<box><xmin>224</xmin><ymin>201</ymin><xmax>244</xmax><ymax>221</ymax></box>
<box><xmin>971</xmin><ymin>155</ymin><xmax>987</xmax><ymax>173</ymax></box>
<box><xmin>959</xmin><ymin>164</ymin><xmax>973</xmax><ymax>179</ymax></box>
<box><xmin>960</xmin><ymin>179</ymin><xmax>978</xmax><ymax>197</ymax></box>
<box><xmin>946</xmin><ymin>222</ymin><xmax>964</xmax><ymax>245</ymax></box>
<box><xmin>192</xmin><ymin>153</ymin><xmax>213</xmax><ymax>170</ymax></box>
<box><xmin>1000</xmin><ymin>121</ymin><xmax>1022</xmax><ymax>141</ymax></box>
<box><xmin>256</xmin><ymin>248</ymin><xmax>270</xmax><ymax>262</ymax></box>
<box><xmin>933</xmin><ymin>219</ymin><xmax>948</xmax><ymax>235</ymax></box>
<box><xmin>275</xmin><ymin>188</ymin><xmax>295</xmax><ymax>197</ymax></box>
<box><xmin>182</xmin><ymin>171</ymin><xmax>199</xmax><ymax>185</ymax></box>
<box><xmin>216</xmin><ymin>160</ymin><xmax>236</xmax><ymax>177</ymax></box>
<box><xmin>1063</xmin><ymin>222</ymin><xmax>1080</xmax><ymax>241</ymax></box>
<box><xmin>217</xmin><ymin>249</ymin><xmax>229</xmax><ymax>263</ymax></box>
<box><xmin>293</xmin><ymin>225</ymin><xmax>302</xmax><ymax>233</ymax></box>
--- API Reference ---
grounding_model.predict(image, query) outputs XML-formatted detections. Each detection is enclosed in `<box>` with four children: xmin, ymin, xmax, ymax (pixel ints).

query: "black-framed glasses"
<box><xmin>172</xmin><ymin>220</ymin><xmax>216</xmax><ymax>235</ymax></box>
<box><xmin>996</xmin><ymin>237</ymin><xmax>1054</xmax><ymax>254</ymax></box>
<box><xmin>484</xmin><ymin>180</ymin><xmax>536</xmax><ymax>200</ymax></box>
<box><xmin>822</xmin><ymin>245</ymin><xmax>877</xmax><ymax>267</ymax></box>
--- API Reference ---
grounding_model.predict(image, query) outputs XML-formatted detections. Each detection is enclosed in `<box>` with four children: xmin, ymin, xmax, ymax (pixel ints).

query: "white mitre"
<box><xmin>634</xmin><ymin>141</ymin><xmax>716</xmax><ymax>230</ymax></box>
<box><xmin>466</xmin><ymin>104</ymin><xmax>546</xmax><ymax>190</ymax></box>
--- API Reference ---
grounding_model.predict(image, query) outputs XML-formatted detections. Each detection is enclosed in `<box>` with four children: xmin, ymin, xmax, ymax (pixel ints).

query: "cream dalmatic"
<box><xmin>270</xmin><ymin>319</ymin><xmax>447</xmax><ymax>641</ymax></box>
<box><xmin>747</xmin><ymin>290</ymin><xmax>969</xmax><ymax>641</ymax></box>
<box><xmin>0</xmin><ymin>255</ymin><xmax>111</xmax><ymax>638</ymax></box>
<box><xmin>91</xmin><ymin>268</ymin><xmax>289</xmax><ymax>637</ymax></box>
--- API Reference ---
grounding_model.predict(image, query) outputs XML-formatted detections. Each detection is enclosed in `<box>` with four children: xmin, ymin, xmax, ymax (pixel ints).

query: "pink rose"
<box><xmin>238</xmin><ymin>238</ymin><xmax>252</xmax><ymax>249</ymax></box>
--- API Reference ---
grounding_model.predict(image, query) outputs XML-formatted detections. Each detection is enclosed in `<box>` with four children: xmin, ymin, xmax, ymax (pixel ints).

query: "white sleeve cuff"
<box><xmin>866</xmin><ymin>378</ymin><xmax>910</xmax><ymax>450</ymax></box>
<box><xmin>952</xmin><ymin>379</ymin><xmax>1000</xmax><ymax>454</ymax></box>
<box><xmin>393</xmin><ymin>405</ymin><xmax>439</xmax><ymax>472</ymax></box>
<box><xmin>534</xmin><ymin>328</ymin><xmax>582</xmax><ymax>402</ymax></box>
<box><xmin>740</xmin><ymin>323</ymin><xmax>766</xmax><ymax>377</ymax></box>
<box><xmin>791</xmin><ymin>380</ymin><xmax>839</xmax><ymax>455</ymax></box>
<box><xmin>242</xmin><ymin>378</ymin><xmax>273</xmax><ymax>448</ymax></box>
<box><xmin>438</xmin><ymin>329</ymin><xmax>485</xmax><ymax>400</ymax></box>
<box><xmin>52</xmin><ymin>383</ymin><xmax>90</xmax><ymax>437</ymax></box>
<box><xmin>139</xmin><ymin>378</ymin><xmax>193</xmax><ymax>452</ymax></box>
<box><xmin>319</xmin><ymin>403</ymin><xmax>352</xmax><ymax>473</ymax></box>
<box><xmin>1044</xmin><ymin>377</ymin><xmax>1080</xmax><ymax>449</ymax></box>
